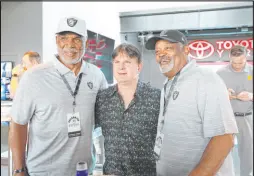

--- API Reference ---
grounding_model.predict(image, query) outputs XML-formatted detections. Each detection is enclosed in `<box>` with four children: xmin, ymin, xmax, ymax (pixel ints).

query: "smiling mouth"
<box><xmin>160</xmin><ymin>59</ymin><xmax>171</xmax><ymax>65</ymax></box>
<box><xmin>64</xmin><ymin>52</ymin><xmax>76</xmax><ymax>57</ymax></box>
<box><xmin>118</xmin><ymin>73</ymin><xmax>127</xmax><ymax>75</ymax></box>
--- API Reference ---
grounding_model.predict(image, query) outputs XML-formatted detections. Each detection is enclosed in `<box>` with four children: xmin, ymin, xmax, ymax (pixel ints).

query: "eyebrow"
<box><xmin>232</xmin><ymin>61</ymin><xmax>244</xmax><ymax>64</ymax></box>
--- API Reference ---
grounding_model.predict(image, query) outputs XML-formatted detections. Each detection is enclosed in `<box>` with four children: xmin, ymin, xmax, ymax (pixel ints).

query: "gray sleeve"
<box><xmin>10</xmin><ymin>72</ymin><xmax>36</xmax><ymax>125</ymax></box>
<box><xmin>215</xmin><ymin>69</ymin><xmax>225</xmax><ymax>85</ymax></box>
<box><xmin>197</xmin><ymin>72</ymin><xmax>238</xmax><ymax>138</ymax></box>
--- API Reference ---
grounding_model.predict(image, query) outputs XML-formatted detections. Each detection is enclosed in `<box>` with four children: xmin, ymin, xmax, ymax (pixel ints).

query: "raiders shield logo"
<box><xmin>87</xmin><ymin>82</ymin><xmax>93</xmax><ymax>89</ymax></box>
<box><xmin>67</xmin><ymin>18</ymin><xmax>78</xmax><ymax>27</ymax></box>
<box><xmin>173</xmin><ymin>91</ymin><xmax>179</xmax><ymax>100</ymax></box>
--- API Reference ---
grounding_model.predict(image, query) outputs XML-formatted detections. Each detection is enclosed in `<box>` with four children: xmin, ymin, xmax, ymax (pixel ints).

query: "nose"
<box><xmin>64</xmin><ymin>38</ymin><xmax>76</xmax><ymax>48</ymax></box>
<box><xmin>158</xmin><ymin>51</ymin><xmax>169</xmax><ymax>60</ymax></box>
<box><xmin>158</xmin><ymin>49</ymin><xmax>168</xmax><ymax>55</ymax></box>
<box><xmin>66</xmin><ymin>43</ymin><xmax>75</xmax><ymax>48</ymax></box>
<box><xmin>119</xmin><ymin>62</ymin><xmax>126</xmax><ymax>70</ymax></box>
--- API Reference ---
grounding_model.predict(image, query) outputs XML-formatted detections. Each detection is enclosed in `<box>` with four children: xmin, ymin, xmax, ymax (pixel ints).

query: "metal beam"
<box><xmin>119</xmin><ymin>2</ymin><xmax>253</xmax><ymax>18</ymax></box>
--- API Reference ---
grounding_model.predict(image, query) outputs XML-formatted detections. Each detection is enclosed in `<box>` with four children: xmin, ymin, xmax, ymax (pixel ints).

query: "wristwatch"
<box><xmin>13</xmin><ymin>167</ymin><xmax>26</xmax><ymax>174</ymax></box>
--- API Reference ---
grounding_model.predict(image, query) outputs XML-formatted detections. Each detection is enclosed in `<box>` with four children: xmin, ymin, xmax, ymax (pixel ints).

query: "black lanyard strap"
<box><xmin>163</xmin><ymin>72</ymin><xmax>180</xmax><ymax>116</ymax></box>
<box><xmin>57</xmin><ymin>70</ymin><xmax>83</xmax><ymax>111</ymax></box>
<box><xmin>159</xmin><ymin>72</ymin><xmax>180</xmax><ymax>132</ymax></box>
<box><xmin>60</xmin><ymin>73</ymin><xmax>83</xmax><ymax>99</ymax></box>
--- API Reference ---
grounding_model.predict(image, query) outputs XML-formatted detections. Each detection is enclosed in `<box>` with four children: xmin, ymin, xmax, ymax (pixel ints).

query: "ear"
<box><xmin>56</xmin><ymin>35</ymin><xmax>57</xmax><ymax>44</ymax></box>
<box><xmin>85</xmin><ymin>37</ymin><xmax>88</xmax><ymax>49</ymax></box>
<box><xmin>138</xmin><ymin>62</ymin><xmax>143</xmax><ymax>72</ymax></box>
<box><xmin>31</xmin><ymin>59</ymin><xmax>38</xmax><ymax>65</ymax></box>
<box><xmin>183</xmin><ymin>45</ymin><xmax>190</xmax><ymax>55</ymax></box>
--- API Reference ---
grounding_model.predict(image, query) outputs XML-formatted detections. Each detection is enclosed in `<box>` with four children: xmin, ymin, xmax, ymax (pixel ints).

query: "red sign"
<box><xmin>189</xmin><ymin>38</ymin><xmax>253</xmax><ymax>60</ymax></box>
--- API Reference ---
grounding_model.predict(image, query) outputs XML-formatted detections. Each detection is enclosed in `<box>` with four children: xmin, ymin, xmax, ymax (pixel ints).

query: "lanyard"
<box><xmin>159</xmin><ymin>72</ymin><xmax>180</xmax><ymax>132</ymax></box>
<box><xmin>57</xmin><ymin>70</ymin><xmax>83</xmax><ymax>113</ymax></box>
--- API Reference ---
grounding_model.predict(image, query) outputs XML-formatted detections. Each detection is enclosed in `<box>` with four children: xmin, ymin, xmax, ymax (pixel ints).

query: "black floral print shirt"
<box><xmin>95</xmin><ymin>81</ymin><xmax>161</xmax><ymax>176</ymax></box>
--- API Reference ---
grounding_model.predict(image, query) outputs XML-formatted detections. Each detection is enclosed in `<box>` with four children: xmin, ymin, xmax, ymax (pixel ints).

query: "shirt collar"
<box><xmin>53</xmin><ymin>55</ymin><xmax>87</xmax><ymax>75</ymax></box>
<box><xmin>180</xmin><ymin>57</ymin><xmax>196</xmax><ymax>74</ymax></box>
<box><xmin>163</xmin><ymin>57</ymin><xmax>196</xmax><ymax>85</ymax></box>
<box><xmin>108</xmin><ymin>81</ymin><xmax>144</xmax><ymax>99</ymax></box>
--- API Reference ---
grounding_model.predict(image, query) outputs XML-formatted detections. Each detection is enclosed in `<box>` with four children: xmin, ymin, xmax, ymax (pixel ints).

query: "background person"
<box><xmin>217</xmin><ymin>45</ymin><xmax>253</xmax><ymax>176</ymax></box>
<box><xmin>10</xmin><ymin>51</ymin><xmax>41</xmax><ymax>99</ymax></box>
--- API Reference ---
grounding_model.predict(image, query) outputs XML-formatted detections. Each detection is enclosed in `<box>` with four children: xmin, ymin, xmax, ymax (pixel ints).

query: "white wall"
<box><xmin>1</xmin><ymin>2</ymin><xmax>42</xmax><ymax>64</ymax></box>
<box><xmin>43</xmin><ymin>2</ymin><xmax>120</xmax><ymax>62</ymax></box>
<box><xmin>116</xmin><ymin>1</ymin><xmax>238</xmax><ymax>12</ymax></box>
<box><xmin>42</xmin><ymin>1</ymin><xmax>237</xmax><ymax>62</ymax></box>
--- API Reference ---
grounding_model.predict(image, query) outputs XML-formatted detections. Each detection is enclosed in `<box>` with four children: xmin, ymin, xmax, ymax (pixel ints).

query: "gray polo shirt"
<box><xmin>157</xmin><ymin>59</ymin><xmax>238</xmax><ymax>176</ymax></box>
<box><xmin>10</xmin><ymin>56</ymin><xmax>108</xmax><ymax>176</ymax></box>
<box><xmin>216</xmin><ymin>64</ymin><xmax>253</xmax><ymax>113</ymax></box>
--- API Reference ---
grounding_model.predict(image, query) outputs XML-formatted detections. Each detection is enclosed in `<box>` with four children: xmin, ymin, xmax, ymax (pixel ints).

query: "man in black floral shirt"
<box><xmin>95</xmin><ymin>43</ymin><xmax>160</xmax><ymax>176</ymax></box>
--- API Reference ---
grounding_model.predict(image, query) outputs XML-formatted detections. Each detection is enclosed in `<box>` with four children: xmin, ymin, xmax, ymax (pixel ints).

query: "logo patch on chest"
<box><xmin>173</xmin><ymin>91</ymin><xmax>179</xmax><ymax>100</ymax></box>
<box><xmin>87</xmin><ymin>82</ymin><xmax>93</xmax><ymax>89</ymax></box>
<box><xmin>248</xmin><ymin>75</ymin><xmax>252</xmax><ymax>81</ymax></box>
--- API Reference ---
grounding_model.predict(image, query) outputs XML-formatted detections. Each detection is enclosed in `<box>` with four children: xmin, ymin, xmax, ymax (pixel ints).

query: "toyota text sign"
<box><xmin>188</xmin><ymin>37</ymin><xmax>253</xmax><ymax>62</ymax></box>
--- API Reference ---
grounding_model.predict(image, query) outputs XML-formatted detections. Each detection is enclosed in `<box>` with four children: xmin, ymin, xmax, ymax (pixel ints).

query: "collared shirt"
<box><xmin>156</xmin><ymin>59</ymin><xmax>238</xmax><ymax>176</ymax></box>
<box><xmin>11</xmin><ymin>55</ymin><xmax>108</xmax><ymax>176</ymax></box>
<box><xmin>163</xmin><ymin>57</ymin><xmax>191</xmax><ymax>99</ymax></box>
<box><xmin>229</xmin><ymin>63</ymin><xmax>249</xmax><ymax>73</ymax></box>
<box><xmin>95</xmin><ymin>82</ymin><xmax>161</xmax><ymax>176</ymax></box>
<box><xmin>217</xmin><ymin>63</ymin><xmax>253</xmax><ymax>113</ymax></box>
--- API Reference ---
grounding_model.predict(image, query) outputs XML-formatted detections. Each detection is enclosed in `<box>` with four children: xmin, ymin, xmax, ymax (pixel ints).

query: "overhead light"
<box><xmin>145</xmin><ymin>33</ymin><xmax>154</xmax><ymax>41</ymax></box>
<box><xmin>241</xmin><ymin>27</ymin><xmax>249</xmax><ymax>32</ymax></box>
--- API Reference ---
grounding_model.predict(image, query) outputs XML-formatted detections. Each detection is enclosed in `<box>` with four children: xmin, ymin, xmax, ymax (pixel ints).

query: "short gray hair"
<box><xmin>229</xmin><ymin>45</ymin><xmax>247</xmax><ymax>58</ymax></box>
<box><xmin>112</xmin><ymin>43</ymin><xmax>142</xmax><ymax>64</ymax></box>
<box><xmin>23</xmin><ymin>51</ymin><xmax>41</xmax><ymax>64</ymax></box>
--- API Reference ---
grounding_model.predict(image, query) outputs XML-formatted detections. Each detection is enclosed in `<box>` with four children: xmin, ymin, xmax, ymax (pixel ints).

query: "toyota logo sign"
<box><xmin>189</xmin><ymin>40</ymin><xmax>215</xmax><ymax>60</ymax></box>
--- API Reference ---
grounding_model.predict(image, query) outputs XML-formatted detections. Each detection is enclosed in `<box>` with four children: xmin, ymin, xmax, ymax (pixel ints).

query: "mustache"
<box><xmin>159</xmin><ymin>55</ymin><xmax>171</xmax><ymax>63</ymax></box>
<box><xmin>60</xmin><ymin>48</ymin><xmax>79</xmax><ymax>53</ymax></box>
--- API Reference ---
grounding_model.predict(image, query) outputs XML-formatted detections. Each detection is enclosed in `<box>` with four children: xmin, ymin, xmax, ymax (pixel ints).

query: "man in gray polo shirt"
<box><xmin>145</xmin><ymin>30</ymin><xmax>238</xmax><ymax>176</ymax></box>
<box><xmin>217</xmin><ymin>45</ymin><xmax>253</xmax><ymax>176</ymax></box>
<box><xmin>9</xmin><ymin>16</ymin><xmax>108</xmax><ymax>176</ymax></box>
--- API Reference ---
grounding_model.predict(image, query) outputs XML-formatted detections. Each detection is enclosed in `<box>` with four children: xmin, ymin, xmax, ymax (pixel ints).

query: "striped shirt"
<box><xmin>156</xmin><ymin>59</ymin><xmax>238</xmax><ymax>176</ymax></box>
<box><xmin>11</xmin><ymin>56</ymin><xmax>108</xmax><ymax>176</ymax></box>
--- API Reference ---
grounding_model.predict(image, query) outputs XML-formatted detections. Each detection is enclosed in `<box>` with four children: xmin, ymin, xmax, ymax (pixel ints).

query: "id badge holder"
<box><xmin>67</xmin><ymin>112</ymin><xmax>81</xmax><ymax>138</ymax></box>
<box><xmin>154</xmin><ymin>131</ymin><xmax>164</xmax><ymax>160</ymax></box>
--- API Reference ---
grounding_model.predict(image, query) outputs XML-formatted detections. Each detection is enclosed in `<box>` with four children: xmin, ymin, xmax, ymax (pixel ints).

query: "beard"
<box><xmin>159</xmin><ymin>56</ymin><xmax>174</xmax><ymax>74</ymax></box>
<box><xmin>58</xmin><ymin>47</ymin><xmax>85</xmax><ymax>65</ymax></box>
